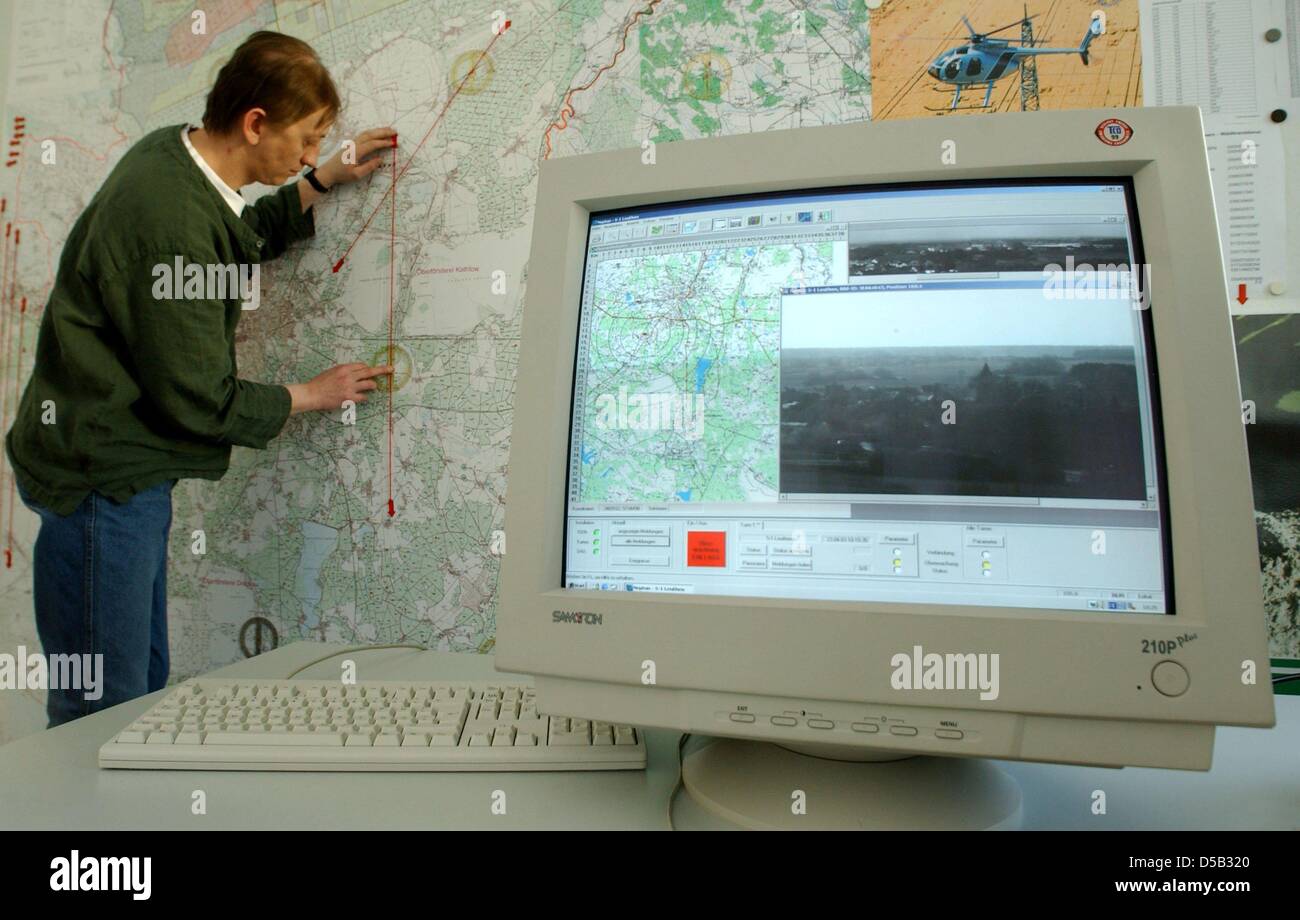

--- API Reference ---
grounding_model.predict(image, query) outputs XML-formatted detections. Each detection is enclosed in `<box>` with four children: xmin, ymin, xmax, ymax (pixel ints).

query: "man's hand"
<box><xmin>315</xmin><ymin>127</ymin><xmax>398</xmax><ymax>188</ymax></box>
<box><xmin>287</xmin><ymin>363</ymin><xmax>394</xmax><ymax>415</ymax></box>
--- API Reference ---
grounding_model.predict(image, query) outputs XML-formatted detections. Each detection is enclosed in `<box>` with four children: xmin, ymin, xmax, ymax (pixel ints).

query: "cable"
<box><xmin>284</xmin><ymin>644</ymin><xmax>428</xmax><ymax>679</ymax></box>
<box><xmin>666</xmin><ymin>732</ymin><xmax>692</xmax><ymax>831</ymax></box>
<box><xmin>1272</xmin><ymin>673</ymin><xmax>1300</xmax><ymax>685</ymax></box>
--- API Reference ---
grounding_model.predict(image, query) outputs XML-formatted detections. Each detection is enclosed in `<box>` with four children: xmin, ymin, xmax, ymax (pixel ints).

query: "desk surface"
<box><xmin>0</xmin><ymin>642</ymin><xmax>1295</xmax><ymax>830</ymax></box>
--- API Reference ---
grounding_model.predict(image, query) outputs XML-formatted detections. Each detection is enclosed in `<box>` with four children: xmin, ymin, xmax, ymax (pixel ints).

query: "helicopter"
<box><xmin>927</xmin><ymin>11</ymin><xmax>1104</xmax><ymax>109</ymax></box>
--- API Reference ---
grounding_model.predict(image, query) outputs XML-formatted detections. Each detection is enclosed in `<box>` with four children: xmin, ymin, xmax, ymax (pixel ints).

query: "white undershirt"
<box><xmin>181</xmin><ymin>125</ymin><xmax>245</xmax><ymax>217</ymax></box>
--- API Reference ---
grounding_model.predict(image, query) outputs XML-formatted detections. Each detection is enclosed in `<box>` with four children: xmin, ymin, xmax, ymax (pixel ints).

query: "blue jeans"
<box><xmin>15</xmin><ymin>477</ymin><xmax>176</xmax><ymax>728</ymax></box>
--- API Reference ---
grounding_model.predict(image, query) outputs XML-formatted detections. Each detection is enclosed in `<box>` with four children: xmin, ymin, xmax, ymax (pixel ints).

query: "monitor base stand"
<box><xmin>679</xmin><ymin>738</ymin><xmax>1023</xmax><ymax>830</ymax></box>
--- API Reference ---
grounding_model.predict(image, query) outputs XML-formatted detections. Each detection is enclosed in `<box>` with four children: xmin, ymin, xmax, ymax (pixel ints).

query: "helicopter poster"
<box><xmin>871</xmin><ymin>0</ymin><xmax>1143</xmax><ymax>118</ymax></box>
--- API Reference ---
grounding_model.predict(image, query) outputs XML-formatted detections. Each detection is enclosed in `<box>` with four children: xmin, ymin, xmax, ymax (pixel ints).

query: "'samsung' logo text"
<box><xmin>552</xmin><ymin>610</ymin><xmax>604</xmax><ymax>625</ymax></box>
<box><xmin>890</xmin><ymin>644</ymin><xmax>1000</xmax><ymax>701</ymax></box>
<box><xmin>50</xmin><ymin>851</ymin><xmax>151</xmax><ymax>900</ymax></box>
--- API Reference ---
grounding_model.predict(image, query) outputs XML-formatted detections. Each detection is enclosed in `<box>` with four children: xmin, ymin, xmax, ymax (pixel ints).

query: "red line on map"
<box><xmin>387</xmin><ymin>135</ymin><xmax>397</xmax><ymax>518</ymax></box>
<box><xmin>331</xmin><ymin>22</ymin><xmax>511</xmax><ymax>274</ymax></box>
<box><xmin>543</xmin><ymin>0</ymin><xmax>661</xmax><ymax>160</ymax></box>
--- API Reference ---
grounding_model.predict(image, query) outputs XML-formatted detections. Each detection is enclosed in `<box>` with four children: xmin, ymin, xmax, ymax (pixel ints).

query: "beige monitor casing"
<box><xmin>497</xmin><ymin>107</ymin><xmax>1275</xmax><ymax>770</ymax></box>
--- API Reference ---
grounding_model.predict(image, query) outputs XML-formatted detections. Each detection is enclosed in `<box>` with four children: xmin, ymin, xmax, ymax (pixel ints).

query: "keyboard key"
<box><xmin>549</xmin><ymin>734</ymin><xmax>588</xmax><ymax>747</ymax></box>
<box><xmin>204</xmin><ymin>731</ymin><xmax>344</xmax><ymax>746</ymax></box>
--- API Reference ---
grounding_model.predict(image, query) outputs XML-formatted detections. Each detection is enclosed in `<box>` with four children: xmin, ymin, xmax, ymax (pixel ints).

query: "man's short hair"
<box><xmin>202</xmin><ymin>31</ymin><xmax>340</xmax><ymax>135</ymax></box>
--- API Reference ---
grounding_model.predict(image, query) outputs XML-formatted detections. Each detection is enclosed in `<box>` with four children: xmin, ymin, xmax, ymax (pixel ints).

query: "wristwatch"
<box><xmin>304</xmin><ymin>167</ymin><xmax>330</xmax><ymax>193</ymax></box>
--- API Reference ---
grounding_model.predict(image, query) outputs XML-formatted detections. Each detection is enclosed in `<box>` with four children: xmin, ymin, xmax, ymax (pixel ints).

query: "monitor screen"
<box><xmin>562</xmin><ymin>179</ymin><xmax>1171</xmax><ymax>615</ymax></box>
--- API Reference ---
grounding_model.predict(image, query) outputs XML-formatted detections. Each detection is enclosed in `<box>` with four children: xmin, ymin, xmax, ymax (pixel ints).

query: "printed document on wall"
<box><xmin>1141</xmin><ymin>0</ymin><xmax>1290</xmax><ymax>302</ymax></box>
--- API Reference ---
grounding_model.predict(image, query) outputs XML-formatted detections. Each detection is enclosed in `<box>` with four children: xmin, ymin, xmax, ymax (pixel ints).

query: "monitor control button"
<box><xmin>807</xmin><ymin>719</ymin><xmax>835</xmax><ymax>730</ymax></box>
<box><xmin>851</xmin><ymin>722</ymin><xmax>880</xmax><ymax>733</ymax></box>
<box><xmin>728</xmin><ymin>712</ymin><xmax>756</xmax><ymax>723</ymax></box>
<box><xmin>935</xmin><ymin>729</ymin><xmax>963</xmax><ymax>740</ymax></box>
<box><xmin>770</xmin><ymin>716</ymin><xmax>798</xmax><ymax>727</ymax></box>
<box><xmin>889</xmin><ymin>725</ymin><xmax>918</xmax><ymax>737</ymax></box>
<box><xmin>1151</xmin><ymin>660</ymin><xmax>1189</xmax><ymax>697</ymax></box>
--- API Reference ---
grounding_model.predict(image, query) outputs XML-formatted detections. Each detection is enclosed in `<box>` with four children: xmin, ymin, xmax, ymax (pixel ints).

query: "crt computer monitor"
<box><xmin>497</xmin><ymin>108</ymin><xmax>1275</xmax><ymax>828</ymax></box>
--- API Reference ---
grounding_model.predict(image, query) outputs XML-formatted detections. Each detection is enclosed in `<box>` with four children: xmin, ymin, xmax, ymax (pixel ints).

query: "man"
<box><xmin>4</xmin><ymin>31</ymin><xmax>394</xmax><ymax>727</ymax></box>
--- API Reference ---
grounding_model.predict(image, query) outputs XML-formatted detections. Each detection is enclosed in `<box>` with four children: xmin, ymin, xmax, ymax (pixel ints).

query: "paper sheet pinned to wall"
<box><xmin>1141</xmin><ymin>0</ymin><xmax>1291</xmax><ymax>304</ymax></box>
<box><xmin>1203</xmin><ymin>124</ymin><xmax>1288</xmax><ymax>294</ymax></box>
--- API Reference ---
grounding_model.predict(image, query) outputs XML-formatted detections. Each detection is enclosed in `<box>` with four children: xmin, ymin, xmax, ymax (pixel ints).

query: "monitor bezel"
<box><xmin>498</xmin><ymin>108</ymin><xmax>1274</xmax><ymax>732</ymax></box>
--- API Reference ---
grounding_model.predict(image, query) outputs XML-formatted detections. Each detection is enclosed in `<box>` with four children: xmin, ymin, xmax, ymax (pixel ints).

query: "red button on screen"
<box><xmin>687</xmin><ymin>531</ymin><xmax>727</xmax><ymax>567</ymax></box>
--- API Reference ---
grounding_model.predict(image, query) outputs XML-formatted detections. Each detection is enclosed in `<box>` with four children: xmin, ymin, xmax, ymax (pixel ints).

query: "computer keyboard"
<box><xmin>98</xmin><ymin>679</ymin><xmax>646</xmax><ymax>771</ymax></box>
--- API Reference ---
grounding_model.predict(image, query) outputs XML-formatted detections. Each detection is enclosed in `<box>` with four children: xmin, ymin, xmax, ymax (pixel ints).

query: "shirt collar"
<box><xmin>181</xmin><ymin>125</ymin><xmax>246</xmax><ymax>217</ymax></box>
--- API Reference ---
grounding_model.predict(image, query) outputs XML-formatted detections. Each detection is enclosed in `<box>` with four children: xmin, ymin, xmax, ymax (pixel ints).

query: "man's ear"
<box><xmin>242</xmin><ymin>107</ymin><xmax>269</xmax><ymax>146</ymax></box>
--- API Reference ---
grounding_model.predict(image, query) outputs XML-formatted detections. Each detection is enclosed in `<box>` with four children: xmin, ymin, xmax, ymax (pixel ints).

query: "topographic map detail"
<box><xmin>578</xmin><ymin>242</ymin><xmax>835</xmax><ymax>503</ymax></box>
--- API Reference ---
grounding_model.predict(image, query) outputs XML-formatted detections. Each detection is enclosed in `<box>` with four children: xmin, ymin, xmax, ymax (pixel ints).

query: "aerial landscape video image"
<box><xmin>779</xmin><ymin>345</ymin><xmax>1147</xmax><ymax>500</ymax></box>
<box><xmin>848</xmin><ymin>224</ymin><xmax>1132</xmax><ymax>276</ymax></box>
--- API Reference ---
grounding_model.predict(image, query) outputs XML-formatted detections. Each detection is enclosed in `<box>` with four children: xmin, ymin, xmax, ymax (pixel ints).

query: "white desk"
<box><xmin>0</xmin><ymin>642</ymin><xmax>1295</xmax><ymax>830</ymax></box>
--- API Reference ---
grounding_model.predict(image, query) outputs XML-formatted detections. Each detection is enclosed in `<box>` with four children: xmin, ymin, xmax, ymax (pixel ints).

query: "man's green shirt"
<box><xmin>5</xmin><ymin>124</ymin><xmax>315</xmax><ymax>516</ymax></box>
